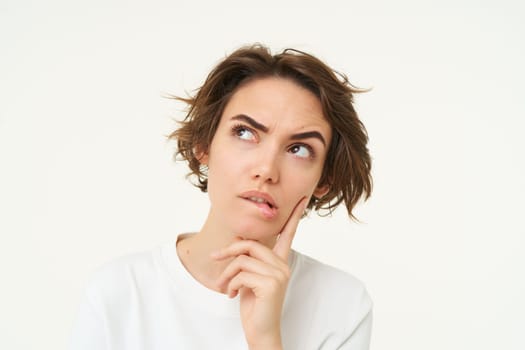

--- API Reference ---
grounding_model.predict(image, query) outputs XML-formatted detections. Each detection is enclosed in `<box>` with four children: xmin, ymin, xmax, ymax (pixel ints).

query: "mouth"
<box><xmin>239</xmin><ymin>191</ymin><xmax>278</xmax><ymax>219</ymax></box>
<box><xmin>240</xmin><ymin>191</ymin><xmax>277</xmax><ymax>208</ymax></box>
<box><xmin>245</xmin><ymin>196</ymin><xmax>276</xmax><ymax>209</ymax></box>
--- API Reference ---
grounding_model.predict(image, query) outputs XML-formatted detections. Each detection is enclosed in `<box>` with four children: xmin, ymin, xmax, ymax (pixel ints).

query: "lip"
<box><xmin>239</xmin><ymin>190</ymin><xmax>279</xmax><ymax>220</ymax></box>
<box><xmin>239</xmin><ymin>190</ymin><xmax>278</xmax><ymax>209</ymax></box>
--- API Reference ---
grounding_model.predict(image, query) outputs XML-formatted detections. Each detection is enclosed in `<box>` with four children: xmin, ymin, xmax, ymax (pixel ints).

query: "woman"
<box><xmin>69</xmin><ymin>44</ymin><xmax>373</xmax><ymax>350</ymax></box>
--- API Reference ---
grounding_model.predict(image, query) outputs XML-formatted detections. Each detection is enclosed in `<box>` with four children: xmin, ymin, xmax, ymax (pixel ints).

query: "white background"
<box><xmin>1</xmin><ymin>0</ymin><xmax>524</xmax><ymax>349</ymax></box>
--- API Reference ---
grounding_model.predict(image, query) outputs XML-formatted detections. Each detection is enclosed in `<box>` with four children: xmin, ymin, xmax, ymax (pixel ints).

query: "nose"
<box><xmin>252</xmin><ymin>148</ymin><xmax>280</xmax><ymax>184</ymax></box>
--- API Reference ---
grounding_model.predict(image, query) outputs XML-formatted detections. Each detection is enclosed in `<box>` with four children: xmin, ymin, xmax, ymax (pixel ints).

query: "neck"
<box><xmin>176</xmin><ymin>209</ymin><xmax>277</xmax><ymax>293</ymax></box>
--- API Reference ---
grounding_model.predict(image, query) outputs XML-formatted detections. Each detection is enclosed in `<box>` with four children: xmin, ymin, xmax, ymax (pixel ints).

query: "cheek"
<box><xmin>278</xmin><ymin>175</ymin><xmax>319</xmax><ymax>216</ymax></box>
<box><xmin>206</xmin><ymin>149</ymin><xmax>246</xmax><ymax>197</ymax></box>
<box><xmin>283</xmin><ymin>164</ymin><xmax>324</xmax><ymax>195</ymax></box>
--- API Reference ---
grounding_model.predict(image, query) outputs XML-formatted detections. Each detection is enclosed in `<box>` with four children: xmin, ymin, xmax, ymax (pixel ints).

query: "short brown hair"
<box><xmin>168</xmin><ymin>44</ymin><xmax>372</xmax><ymax>220</ymax></box>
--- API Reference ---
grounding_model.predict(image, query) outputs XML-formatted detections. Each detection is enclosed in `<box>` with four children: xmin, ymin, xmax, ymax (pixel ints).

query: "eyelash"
<box><xmin>230</xmin><ymin>123</ymin><xmax>316</xmax><ymax>160</ymax></box>
<box><xmin>231</xmin><ymin>124</ymin><xmax>256</xmax><ymax>141</ymax></box>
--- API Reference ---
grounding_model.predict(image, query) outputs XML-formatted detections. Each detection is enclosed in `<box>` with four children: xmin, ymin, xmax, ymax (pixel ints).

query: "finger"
<box><xmin>216</xmin><ymin>254</ymin><xmax>287</xmax><ymax>291</ymax></box>
<box><xmin>226</xmin><ymin>272</ymin><xmax>279</xmax><ymax>299</ymax></box>
<box><xmin>273</xmin><ymin>196</ymin><xmax>308</xmax><ymax>260</ymax></box>
<box><xmin>211</xmin><ymin>239</ymin><xmax>283</xmax><ymax>267</ymax></box>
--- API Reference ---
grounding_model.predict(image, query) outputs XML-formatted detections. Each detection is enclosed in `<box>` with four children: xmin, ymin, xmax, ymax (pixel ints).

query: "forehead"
<box><xmin>221</xmin><ymin>77</ymin><xmax>330</xmax><ymax>132</ymax></box>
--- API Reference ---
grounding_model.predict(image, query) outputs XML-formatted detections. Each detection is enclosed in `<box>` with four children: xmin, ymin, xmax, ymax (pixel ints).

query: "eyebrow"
<box><xmin>290</xmin><ymin>131</ymin><xmax>326</xmax><ymax>147</ymax></box>
<box><xmin>231</xmin><ymin>114</ymin><xmax>327</xmax><ymax>147</ymax></box>
<box><xmin>231</xmin><ymin>114</ymin><xmax>269</xmax><ymax>132</ymax></box>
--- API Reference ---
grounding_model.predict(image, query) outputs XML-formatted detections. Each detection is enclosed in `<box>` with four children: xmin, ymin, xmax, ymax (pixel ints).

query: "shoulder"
<box><xmin>289</xmin><ymin>249</ymin><xmax>372</xmax><ymax>317</ymax></box>
<box><xmin>283</xmin><ymin>250</ymin><xmax>373</xmax><ymax>347</ymax></box>
<box><xmin>291</xmin><ymin>250</ymin><xmax>370</xmax><ymax>294</ymax></box>
<box><xmin>82</xmin><ymin>246</ymin><xmax>161</xmax><ymax>306</ymax></box>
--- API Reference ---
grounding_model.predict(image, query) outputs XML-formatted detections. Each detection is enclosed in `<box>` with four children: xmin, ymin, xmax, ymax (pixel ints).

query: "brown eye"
<box><xmin>231</xmin><ymin>124</ymin><xmax>256</xmax><ymax>141</ymax></box>
<box><xmin>289</xmin><ymin>144</ymin><xmax>314</xmax><ymax>159</ymax></box>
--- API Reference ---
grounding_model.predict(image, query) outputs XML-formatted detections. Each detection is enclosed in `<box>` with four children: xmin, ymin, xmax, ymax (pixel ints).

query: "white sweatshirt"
<box><xmin>69</xmin><ymin>238</ymin><xmax>372</xmax><ymax>350</ymax></box>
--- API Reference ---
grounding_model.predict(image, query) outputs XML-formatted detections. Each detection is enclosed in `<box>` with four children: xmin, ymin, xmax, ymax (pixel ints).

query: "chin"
<box><xmin>230</xmin><ymin>221</ymin><xmax>282</xmax><ymax>242</ymax></box>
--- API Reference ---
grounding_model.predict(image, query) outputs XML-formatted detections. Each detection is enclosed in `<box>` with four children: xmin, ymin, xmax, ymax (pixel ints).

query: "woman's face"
<box><xmin>201</xmin><ymin>77</ymin><xmax>332</xmax><ymax>242</ymax></box>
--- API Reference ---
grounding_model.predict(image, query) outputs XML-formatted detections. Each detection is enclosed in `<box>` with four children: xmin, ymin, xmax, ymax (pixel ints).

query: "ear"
<box><xmin>313</xmin><ymin>184</ymin><xmax>330</xmax><ymax>199</ymax></box>
<box><xmin>194</xmin><ymin>145</ymin><xmax>209</xmax><ymax>165</ymax></box>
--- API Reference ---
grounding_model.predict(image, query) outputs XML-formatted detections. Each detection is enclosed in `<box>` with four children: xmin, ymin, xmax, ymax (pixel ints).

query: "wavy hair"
<box><xmin>168</xmin><ymin>44</ymin><xmax>372</xmax><ymax>220</ymax></box>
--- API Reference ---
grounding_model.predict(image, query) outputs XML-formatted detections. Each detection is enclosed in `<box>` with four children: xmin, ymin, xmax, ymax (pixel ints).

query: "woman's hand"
<box><xmin>211</xmin><ymin>197</ymin><xmax>308</xmax><ymax>349</ymax></box>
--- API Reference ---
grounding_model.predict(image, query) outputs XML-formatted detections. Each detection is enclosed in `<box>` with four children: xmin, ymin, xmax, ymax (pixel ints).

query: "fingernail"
<box><xmin>301</xmin><ymin>197</ymin><xmax>308</xmax><ymax>211</ymax></box>
<box><xmin>210</xmin><ymin>250</ymin><xmax>221</xmax><ymax>259</ymax></box>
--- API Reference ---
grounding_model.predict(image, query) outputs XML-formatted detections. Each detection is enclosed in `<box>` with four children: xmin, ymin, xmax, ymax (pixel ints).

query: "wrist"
<box><xmin>247</xmin><ymin>334</ymin><xmax>283</xmax><ymax>350</ymax></box>
<box><xmin>249</xmin><ymin>343</ymin><xmax>282</xmax><ymax>350</ymax></box>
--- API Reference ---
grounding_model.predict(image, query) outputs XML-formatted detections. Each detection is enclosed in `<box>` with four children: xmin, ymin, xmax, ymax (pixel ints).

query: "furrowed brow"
<box><xmin>290</xmin><ymin>131</ymin><xmax>326</xmax><ymax>147</ymax></box>
<box><xmin>231</xmin><ymin>114</ymin><xmax>269</xmax><ymax>133</ymax></box>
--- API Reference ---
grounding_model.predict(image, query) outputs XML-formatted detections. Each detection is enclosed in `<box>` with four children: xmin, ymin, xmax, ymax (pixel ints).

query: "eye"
<box><xmin>231</xmin><ymin>124</ymin><xmax>256</xmax><ymax>141</ymax></box>
<box><xmin>289</xmin><ymin>144</ymin><xmax>314</xmax><ymax>159</ymax></box>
